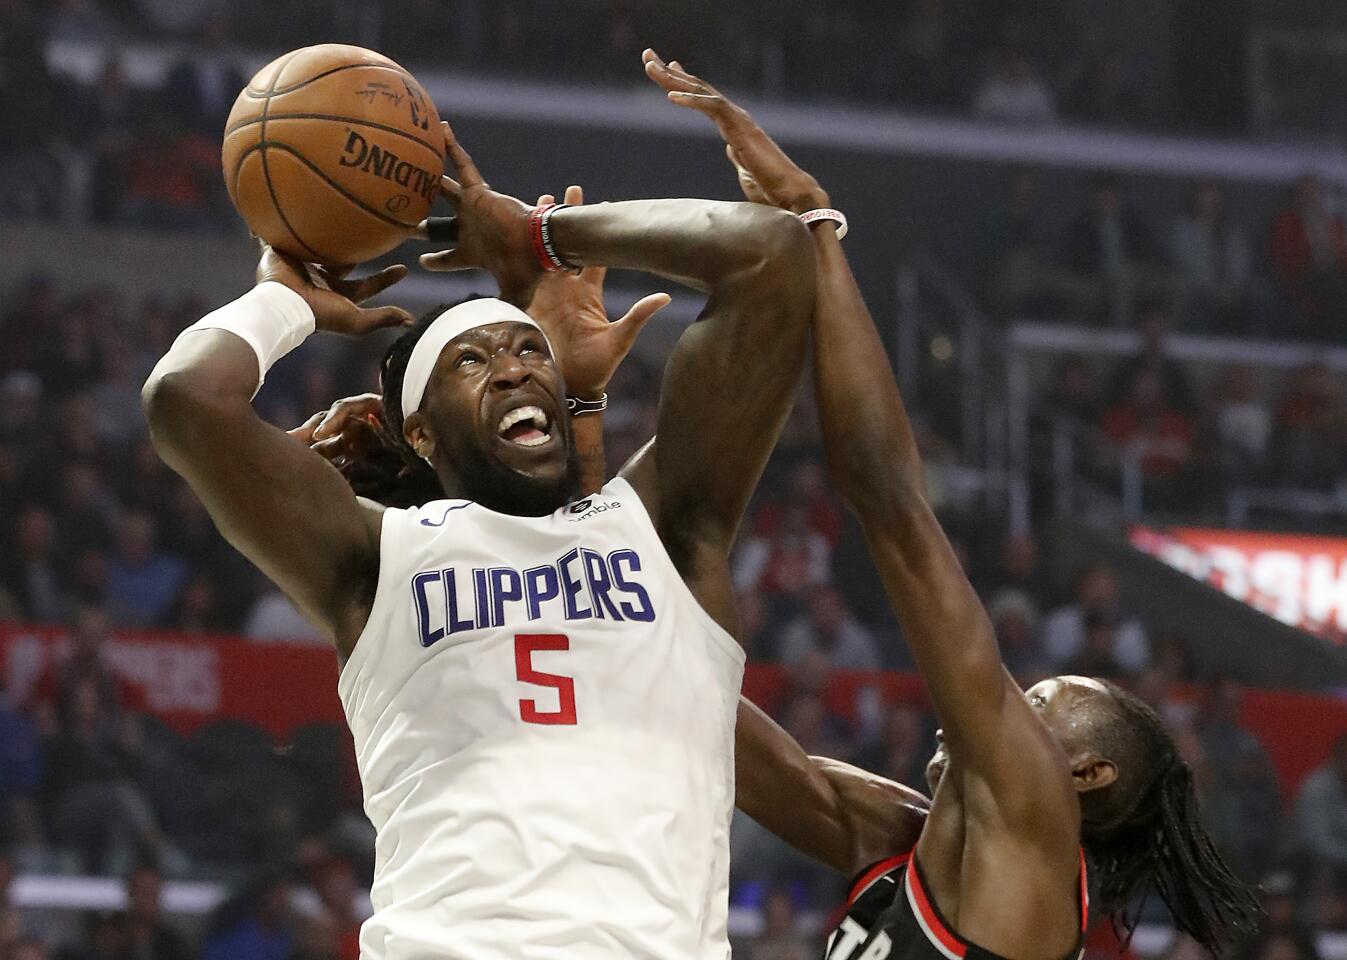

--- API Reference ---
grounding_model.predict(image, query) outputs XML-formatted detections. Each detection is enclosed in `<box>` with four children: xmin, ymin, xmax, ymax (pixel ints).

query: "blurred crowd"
<box><xmin>0</xmin><ymin>267</ymin><xmax>1344</xmax><ymax>960</ymax></box>
<box><xmin>5</xmin><ymin>0</ymin><xmax>1334</xmax><ymax>135</ymax></box>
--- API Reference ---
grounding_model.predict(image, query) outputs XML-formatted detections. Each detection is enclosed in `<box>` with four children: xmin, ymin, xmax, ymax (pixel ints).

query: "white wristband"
<box><xmin>799</xmin><ymin>207</ymin><xmax>848</xmax><ymax>240</ymax></box>
<box><xmin>173</xmin><ymin>282</ymin><xmax>315</xmax><ymax>395</ymax></box>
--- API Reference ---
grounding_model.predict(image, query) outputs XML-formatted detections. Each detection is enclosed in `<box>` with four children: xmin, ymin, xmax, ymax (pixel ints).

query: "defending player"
<box><xmin>641</xmin><ymin>52</ymin><xmax>1262</xmax><ymax>958</ymax></box>
<box><xmin>142</xmin><ymin>122</ymin><xmax>815</xmax><ymax>959</ymax></box>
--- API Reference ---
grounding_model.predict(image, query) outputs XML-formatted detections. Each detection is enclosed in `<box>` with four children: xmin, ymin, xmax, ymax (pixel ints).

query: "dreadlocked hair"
<box><xmin>337</xmin><ymin>300</ymin><xmax>483</xmax><ymax>508</ymax></box>
<box><xmin>1081</xmin><ymin>679</ymin><xmax>1263</xmax><ymax>953</ymax></box>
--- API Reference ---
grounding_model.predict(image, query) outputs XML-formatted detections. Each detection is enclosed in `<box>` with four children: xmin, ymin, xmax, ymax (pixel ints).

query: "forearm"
<box><xmin>736</xmin><ymin>698</ymin><xmax>928</xmax><ymax>876</ymax></box>
<box><xmin>809</xmin><ymin>227</ymin><xmax>1006</xmax><ymax>746</ymax></box>
<box><xmin>811</xmin><ymin>229</ymin><xmax>923</xmax><ymax>508</ymax></box>
<box><xmin>573</xmin><ymin>412</ymin><xmax>606</xmax><ymax>496</ymax></box>
<box><xmin>550</xmin><ymin>200</ymin><xmax>807</xmax><ymax>293</ymax></box>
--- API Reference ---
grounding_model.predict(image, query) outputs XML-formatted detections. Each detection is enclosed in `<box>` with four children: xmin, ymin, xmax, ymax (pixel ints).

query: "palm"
<box><xmin>524</xmin><ymin>185</ymin><xmax>671</xmax><ymax>398</ymax></box>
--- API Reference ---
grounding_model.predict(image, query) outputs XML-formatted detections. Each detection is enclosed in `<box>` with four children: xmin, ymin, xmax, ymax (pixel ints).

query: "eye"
<box><xmin>519</xmin><ymin>340</ymin><xmax>542</xmax><ymax>357</ymax></box>
<box><xmin>454</xmin><ymin>352</ymin><xmax>481</xmax><ymax>369</ymax></box>
<box><xmin>1030</xmin><ymin>694</ymin><xmax>1047</xmax><ymax>707</ymax></box>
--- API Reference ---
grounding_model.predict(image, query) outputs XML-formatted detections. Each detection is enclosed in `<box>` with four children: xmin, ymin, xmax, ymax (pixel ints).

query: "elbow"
<box><xmin>141</xmin><ymin>369</ymin><xmax>215</xmax><ymax>455</ymax></box>
<box><xmin>754</xmin><ymin>206</ymin><xmax>815</xmax><ymax>284</ymax></box>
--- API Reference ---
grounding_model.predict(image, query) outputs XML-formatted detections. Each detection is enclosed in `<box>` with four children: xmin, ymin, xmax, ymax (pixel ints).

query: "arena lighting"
<box><xmin>1131</xmin><ymin>526</ymin><xmax>1347</xmax><ymax>639</ymax></box>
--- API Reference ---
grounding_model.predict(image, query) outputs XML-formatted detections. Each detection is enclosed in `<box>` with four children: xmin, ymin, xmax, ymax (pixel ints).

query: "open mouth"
<box><xmin>497</xmin><ymin>405</ymin><xmax>552</xmax><ymax>448</ymax></box>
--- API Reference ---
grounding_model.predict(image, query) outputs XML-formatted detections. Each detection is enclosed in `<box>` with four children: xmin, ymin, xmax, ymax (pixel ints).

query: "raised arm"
<box><xmin>421</xmin><ymin>118</ymin><xmax>814</xmax><ymax>631</ymax></box>
<box><xmin>649</xmin><ymin>59</ymin><xmax>1072</xmax><ymax>827</ymax></box>
<box><xmin>142</xmin><ymin>251</ymin><xmax>411</xmax><ymax>657</ymax></box>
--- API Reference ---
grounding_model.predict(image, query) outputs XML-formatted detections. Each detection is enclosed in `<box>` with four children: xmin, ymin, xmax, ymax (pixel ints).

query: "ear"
<box><xmin>403</xmin><ymin>413</ymin><xmax>435</xmax><ymax>463</ymax></box>
<box><xmin>1071</xmin><ymin>755</ymin><xmax>1118</xmax><ymax>795</ymax></box>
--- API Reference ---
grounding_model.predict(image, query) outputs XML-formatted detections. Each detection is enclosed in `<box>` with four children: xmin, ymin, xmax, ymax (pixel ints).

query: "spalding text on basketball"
<box><xmin>338</xmin><ymin>129</ymin><xmax>438</xmax><ymax>205</ymax></box>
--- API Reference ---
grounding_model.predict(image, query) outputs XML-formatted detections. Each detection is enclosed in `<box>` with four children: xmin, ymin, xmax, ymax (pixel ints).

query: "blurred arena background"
<box><xmin>4</xmin><ymin>1</ymin><xmax>1347</xmax><ymax>958</ymax></box>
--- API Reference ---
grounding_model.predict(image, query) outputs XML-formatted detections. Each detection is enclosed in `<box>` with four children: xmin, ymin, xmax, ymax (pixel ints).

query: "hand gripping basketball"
<box><xmin>418</xmin><ymin>122</ymin><xmax>544</xmax><ymax>307</ymax></box>
<box><xmin>256</xmin><ymin>244</ymin><xmax>414</xmax><ymax>336</ymax></box>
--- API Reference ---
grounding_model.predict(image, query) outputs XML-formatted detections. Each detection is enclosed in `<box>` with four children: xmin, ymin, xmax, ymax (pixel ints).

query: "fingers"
<box><xmin>536</xmin><ymin>193</ymin><xmax>555</xmax><ymax>206</ymax></box>
<box><xmin>563</xmin><ymin>184</ymin><xmax>583</xmax><ymax>206</ymax></box>
<box><xmin>580</xmin><ymin>264</ymin><xmax>607</xmax><ymax>289</ymax></box>
<box><xmin>643</xmin><ymin>48</ymin><xmax>704</xmax><ymax>96</ymax></box>
<box><xmin>612</xmin><ymin>292</ymin><xmax>672</xmax><ymax>350</ymax></box>
<box><xmin>439</xmin><ymin>173</ymin><xmax>462</xmax><ymax>202</ymax></box>
<box><xmin>313</xmin><ymin>393</ymin><xmax>384</xmax><ymax>442</ymax></box>
<box><xmin>419</xmin><ymin>248</ymin><xmax>469</xmax><ymax>272</ymax></box>
<box><xmin>287</xmin><ymin>410</ymin><xmax>326</xmax><ymax>445</ymax></box>
<box><xmin>440</xmin><ymin>121</ymin><xmax>485</xmax><ymax>191</ymax></box>
<box><xmin>347</xmin><ymin>263</ymin><xmax>409</xmax><ymax>304</ymax></box>
<box><xmin>355</xmin><ymin>304</ymin><xmax>416</xmax><ymax>331</ymax></box>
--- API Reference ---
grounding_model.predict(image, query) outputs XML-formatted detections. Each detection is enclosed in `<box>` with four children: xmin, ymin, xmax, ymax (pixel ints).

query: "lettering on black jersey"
<box><xmin>411</xmin><ymin>548</ymin><xmax>657</xmax><ymax>646</ymax></box>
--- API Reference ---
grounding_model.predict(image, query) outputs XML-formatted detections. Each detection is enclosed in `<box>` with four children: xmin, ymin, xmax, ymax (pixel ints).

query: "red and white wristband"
<box><xmin>528</xmin><ymin>202</ymin><xmax>577</xmax><ymax>272</ymax></box>
<box><xmin>799</xmin><ymin>207</ymin><xmax>848</xmax><ymax>240</ymax></box>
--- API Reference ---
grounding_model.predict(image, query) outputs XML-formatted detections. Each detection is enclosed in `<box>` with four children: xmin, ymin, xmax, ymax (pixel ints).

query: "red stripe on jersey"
<box><xmin>847</xmin><ymin>853</ymin><xmax>911</xmax><ymax>908</ymax></box>
<box><xmin>1079</xmin><ymin>849</ymin><xmax>1090</xmax><ymax>933</ymax></box>
<box><xmin>906</xmin><ymin>857</ymin><xmax>967</xmax><ymax>959</ymax></box>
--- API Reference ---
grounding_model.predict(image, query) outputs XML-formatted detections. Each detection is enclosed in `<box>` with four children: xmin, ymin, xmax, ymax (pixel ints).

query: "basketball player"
<box><xmin>142</xmin><ymin>119</ymin><xmax>819</xmax><ymax>959</ymax></box>
<box><xmin>641</xmin><ymin>51</ymin><xmax>1262</xmax><ymax>959</ymax></box>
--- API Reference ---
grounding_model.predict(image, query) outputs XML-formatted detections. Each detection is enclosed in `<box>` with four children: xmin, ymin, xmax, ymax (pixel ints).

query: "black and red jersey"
<box><xmin>822</xmin><ymin>850</ymin><xmax>1088</xmax><ymax>960</ymax></box>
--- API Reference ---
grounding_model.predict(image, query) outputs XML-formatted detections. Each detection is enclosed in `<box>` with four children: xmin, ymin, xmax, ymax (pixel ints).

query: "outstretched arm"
<box><xmin>143</xmin><ymin>251</ymin><xmax>411</xmax><ymax>657</ymax></box>
<box><xmin>421</xmin><ymin>118</ymin><xmax>814</xmax><ymax>632</ymax></box>
<box><xmin>649</xmin><ymin>59</ymin><xmax>1072</xmax><ymax>828</ymax></box>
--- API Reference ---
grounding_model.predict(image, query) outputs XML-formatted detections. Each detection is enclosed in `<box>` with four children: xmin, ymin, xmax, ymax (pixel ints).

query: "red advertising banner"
<box><xmin>0</xmin><ymin>623</ymin><xmax>344</xmax><ymax>736</ymax></box>
<box><xmin>5</xmin><ymin>621</ymin><xmax>1347</xmax><ymax>798</ymax></box>
<box><xmin>1130</xmin><ymin>526</ymin><xmax>1347</xmax><ymax>640</ymax></box>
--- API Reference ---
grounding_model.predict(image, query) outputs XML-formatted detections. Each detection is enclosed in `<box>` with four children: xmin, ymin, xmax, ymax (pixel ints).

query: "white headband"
<box><xmin>399</xmin><ymin>298</ymin><xmax>552</xmax><ymax>420</ymax></box>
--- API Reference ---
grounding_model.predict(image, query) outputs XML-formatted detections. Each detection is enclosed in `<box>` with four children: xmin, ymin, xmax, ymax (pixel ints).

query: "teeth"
<box><xmin>498</xmin><ymin>405</ymin><xmax>550</xmax><ymax>437</ymax></box>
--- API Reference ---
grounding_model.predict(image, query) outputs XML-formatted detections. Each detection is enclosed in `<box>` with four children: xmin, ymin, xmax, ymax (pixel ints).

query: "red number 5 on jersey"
<box><xmin>514</xmin><ymin>634</ymin><xmax>578</xmax><ymax>725</ymax></box>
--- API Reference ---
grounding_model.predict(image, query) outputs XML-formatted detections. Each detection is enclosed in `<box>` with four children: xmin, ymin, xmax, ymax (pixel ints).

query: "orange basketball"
<box><xmin>222</xmin><ymin>44</ymin><xmax>445</xmax><ymax>266</ymax></box>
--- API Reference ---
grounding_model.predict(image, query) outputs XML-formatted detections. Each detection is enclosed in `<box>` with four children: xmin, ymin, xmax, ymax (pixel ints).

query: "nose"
<box><xmin>489</xmin><ymin>352</ymin><xmax>531</xmax><ymax>391</ymax></box>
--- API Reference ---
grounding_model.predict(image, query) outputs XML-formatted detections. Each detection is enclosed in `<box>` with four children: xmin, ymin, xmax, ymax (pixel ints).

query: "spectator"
<box><xmin>775</xmin><ymin>586</ymin><xmax>882</xmax><ymax>671</ymax></box>
<box><xmin>1043</xmin><ymin>356</ymin><xmax>1102</xmax><ymax>428</ymax></box>
<box><xmin>1100</xmin><ymin>368</ymin><xmax>1196</xmax><ymax>483</ymax></box>
<box><xmin>1</xmin><ymin>276</ymin><xmax>60</xmax><ymax>380</ymax></box>
<box><xmin>117</xmin><ymin>863</ymin><xmax>193</xmax><ymax>960</ymax></box>
<box><xmin>200</xmin><ymin>873</ymin><xmax>294</xmax><ymax>960</ymax></box>
<box><xmin>1041</xmin><ymin>563</ymin><xmax>1150</xmax><ymax>674</ymax></box>
<box><xmin>1270</xmin><ymin>364</ymin><xmax>1347</xmax><ymax>490</ymax></box>
<box><xmin>1</xmin><ymin>506</ymin><xmax>67</xmax><ymax>623</ymax></box>
<box><xmin>1194</xmin><ymin>679</ymin><xmax>1280</xmax><ymax>878</ymax></box>
<box><xmin>44</xmin><ymin>673</ymin><xmax>157</xmax><ymax>873</ymax></box>
<box><xmin>0</xmin><ymin>691</ymin><xmax>44</xmax><ymax>853</ymax></box>
<box><xmin>122</xmin><ymin>106</ymin><xmax>223</xmax><ymax>233</ymax></box>
<box><xmin>1212</xmin><ymin>364</ymin><xmax>1272</xmax><ymax>480</ymax></box>
<box><xmin>1062</xmin><ymin>611</ymin><xmax>1132</xmax><ymax>679</ymax></box>
<box><xmin>746</xmin><ymin>887</ymin><xmax>813</xmax><ymax>960</ymax></box>
<box><xmin>88</xmin><ymin>344</ymin><xmax>148</xmax><ymax>447</ymax></box>
<box><xmin>1170</xmin><ymin>181</ymin><xmax>1257</xmax><ymax>332</ymax></box>
<box><xmin>1293</xmin><ymin>732</ymin><xmax>1347</xmax><ymax>890</ymax></box>
<box><xmin>81</xmin><ymin>58</ymin><xmax>138</xmax><ymax>225</ymax></box>
<box><xmin>106</xmin><ymin>512</ymin><xmax>187</xmax><ymax>627</ymax></box>
<box><xmin>855</xmin><ymin>702</ymin><xmax>932</xmax><ymax>791</ymax></box>
<box><xmin>1106</xmin><ymin>303</ymin><xmax>1197</xmax><ymax>411</ymax></box>
<box><xmin>1063</xmin><ymin>173</ymin><xmax>1167</xmax><ymax>323</ymax></box>
<box><xmin>750</xmin><ymin>460</ymin><xmax>844</xmax><ymax>550</ymax></box>
<box><xmin>778</xmin><ymin>691</ymin><xmax>854</xmax><ymax>763</ymax></box>
<box><xmin>987</xmin><ymin>589</ymin><xmax>1048</xmax><ymax>680</ymax></box>
<box><xmin>972</xmin><ymin>50</ymin><xmax>1057</xmax><ymax>124</ymax></box>
<box><xmin>985</xmin><ymin>170</ymin><xmax>1097</xmax><ymax>316</ymax></box>
<box><xmin>1268</xmin><ymin>175</ymin><xmax>1347</xmax><ymax>338</ymax></box>
<box><xmin>52</xmin><ymin>463</ymin><xmax>119</xmax><ymax>564</ymax></box>
<box><xmin>733</xmin><ymin>503</ymin><xmax>832</xmax><ymax>603</ymax></box>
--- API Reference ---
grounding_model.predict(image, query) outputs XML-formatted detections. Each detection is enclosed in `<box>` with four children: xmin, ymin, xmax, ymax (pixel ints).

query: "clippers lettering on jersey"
<box><xmin>412</xmin><ymin>548</ymin><xmax>657</xmax><ymax>645</ymax></box>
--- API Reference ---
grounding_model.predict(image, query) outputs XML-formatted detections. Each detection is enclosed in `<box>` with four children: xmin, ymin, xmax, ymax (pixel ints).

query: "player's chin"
<box><xmin>491</xmin><ymin>434</ymin><xmax>570</xmax><ymax>481</ymax></box>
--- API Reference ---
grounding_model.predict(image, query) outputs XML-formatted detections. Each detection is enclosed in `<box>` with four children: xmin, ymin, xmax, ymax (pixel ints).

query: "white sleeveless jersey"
<box><xmin>337</xmin><ymin>478</ymin><xmax>744</xmax><ymax>960</ymax></box>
